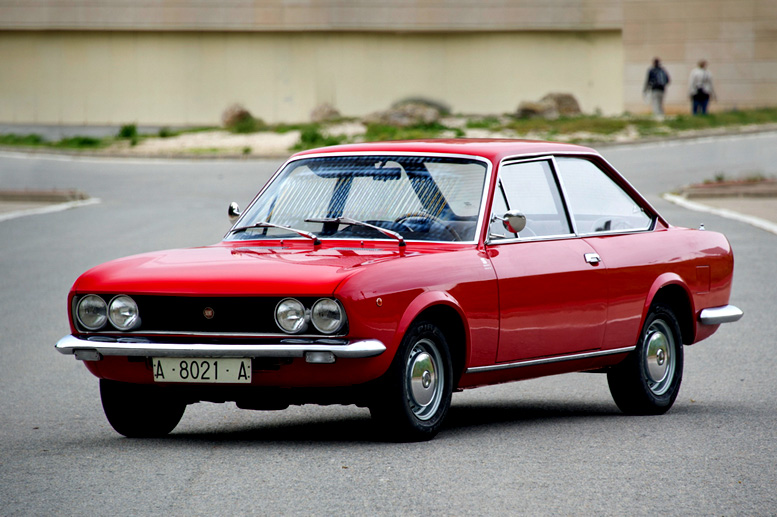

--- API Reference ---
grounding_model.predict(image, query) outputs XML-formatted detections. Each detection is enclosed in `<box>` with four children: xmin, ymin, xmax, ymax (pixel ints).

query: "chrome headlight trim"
<box><xmin>310</xmin><ymin>298</ymin><xmax>346</xmax><ymax>335</ymax></box>
<box><xmin>274</xmin><ymin>297</ymin><xmax>308</xmax><ymax>334</ymax></box>
<box><xmin>108</xmin><ymin>295</ymin><xmax>141</xmax><ymax>331</ymax></box>
<box><xmin>76</xmin><ymin>294</ymin><xmax>108</xmax><ymax>331</ymax></box>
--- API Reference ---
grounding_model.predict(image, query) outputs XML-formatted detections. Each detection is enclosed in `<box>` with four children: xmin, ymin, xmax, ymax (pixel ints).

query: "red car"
<box><xmin>56</xmin><ymin>140</ymin><xmax>742</xmax><ymax>441</ymax></box>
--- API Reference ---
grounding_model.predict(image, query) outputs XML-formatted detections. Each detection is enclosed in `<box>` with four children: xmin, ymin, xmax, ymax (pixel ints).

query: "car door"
<box><xmin>486</xmin><ymin>158</ymin><xmax>608</xmax><ymax>363</ymax></box>
<box><xmin>553</xmin><ymin>156</ymin><xmax>656</xmax><ymax>351</ymax></box>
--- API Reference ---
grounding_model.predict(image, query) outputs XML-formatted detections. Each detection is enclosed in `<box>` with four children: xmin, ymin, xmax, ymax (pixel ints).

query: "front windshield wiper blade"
<box><xmin>229</xmin><ymin>221</ymin><xmax>321</xmax><ymax>245</ymax></box>
<box><xmin>306</xmin><ymin>216</ymin><xmax>405</xmax><ymax>247</ymax></box>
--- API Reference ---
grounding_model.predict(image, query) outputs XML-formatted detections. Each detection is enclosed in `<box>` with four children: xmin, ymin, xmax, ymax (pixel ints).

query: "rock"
<box><xmin>516</xmin><ymin>100</ymin><xmax>558</xmax><ymax>120</ymax></box>
<box><xmin>516</xmin><ymin>93</ymin><xmax>581</xmax><ymax>119</ymax></box>
<box><xmin>541</xmin><ymin>93</ymin><xmax>581</xmax><ymax>116</ymax></box>
<box><xmin>221</xmin><ymin>103</ymin><xmax>253</xmax><ymax>128</ymax></box>
<box><xmin>310</xmin><ymin>103</ymin><xmax>341</xmax><ymax>123</ymax></box>
<box><xmin>364</xmin><ymin>101</ymin><xmax>443</xmax><ymax>127</ymax></box>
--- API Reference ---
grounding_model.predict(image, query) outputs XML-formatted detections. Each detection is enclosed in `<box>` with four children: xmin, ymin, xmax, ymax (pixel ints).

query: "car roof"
<box><xmin>292</xmin><ymin>139</ymin><xmax>598</xmax><ymax>164</ymax></box>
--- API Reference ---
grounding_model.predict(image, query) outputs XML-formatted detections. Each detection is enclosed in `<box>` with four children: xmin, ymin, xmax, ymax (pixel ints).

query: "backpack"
<box><xmin>651</xmin><ymin>68</ymin><xmax>669</xmax><ymax>88</ymax></box>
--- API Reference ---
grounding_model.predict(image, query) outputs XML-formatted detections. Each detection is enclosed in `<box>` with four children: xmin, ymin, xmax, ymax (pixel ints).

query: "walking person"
<box><xmin>643</xmin><ymin>58</ymin><xmax>671</xmax><ymax>118</ymax></box>
<box><xmin>689</xmin><ymin>60</ymin><xmax>716</xmax><ymax>115</ymax></box>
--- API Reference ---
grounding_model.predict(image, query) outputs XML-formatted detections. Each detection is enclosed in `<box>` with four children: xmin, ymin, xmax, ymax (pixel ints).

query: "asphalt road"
<box><xmin>1</xmin><ymin>134</ymin><xmax>776</xmax><ymax>516</ymax></box>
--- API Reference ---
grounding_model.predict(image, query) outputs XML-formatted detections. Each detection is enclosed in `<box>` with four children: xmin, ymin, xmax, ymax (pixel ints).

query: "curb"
<box><xmin>0</xmin><ymin>188</ymin><xmax>89</xmax><ymax>203</ymax></box>
<box><xmin>0</xmin><ymin>197</ymin><xmax>101</xmax><ymax>223</ymax></box>
<box><xmin>662</xmin><ymin>193</ymin><xmax>777</xmax><ymax>236</ymax></box>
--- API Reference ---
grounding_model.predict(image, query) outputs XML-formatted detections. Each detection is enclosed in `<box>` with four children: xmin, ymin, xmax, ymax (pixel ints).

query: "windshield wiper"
<box><xmin>230</xmin><ymin>221</ymin><xmax>321</xmax><ymax>245</ymax></box>
<box><xmin>306</xmin><ymin>216</ymin><xmax>405</xmax><ymax>247</ymax></box>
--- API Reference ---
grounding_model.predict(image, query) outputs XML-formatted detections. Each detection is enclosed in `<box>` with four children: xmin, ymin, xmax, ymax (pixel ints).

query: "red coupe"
<box><xmin>56</xmin><ymin>140</ymin><xmax>742</xmax><ymax>441</ymax></box>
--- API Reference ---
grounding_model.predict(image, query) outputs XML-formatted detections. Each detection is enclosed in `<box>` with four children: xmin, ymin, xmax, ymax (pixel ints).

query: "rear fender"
<box><xmin>642</xmin><ymin>273</ymin><xmax>695</xmax><ymax>344</ymax></box>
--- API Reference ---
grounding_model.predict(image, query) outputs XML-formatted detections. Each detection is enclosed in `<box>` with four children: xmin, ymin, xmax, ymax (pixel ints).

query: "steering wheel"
<box><xmin>394</xmin><ymin>213</ymin><xmax>462</xmax><ymax>241</ymax></box>
<box><xmin>592</xmin><ymin>217</ymin><xmax>632</xmax><ymax>233</ymax></box>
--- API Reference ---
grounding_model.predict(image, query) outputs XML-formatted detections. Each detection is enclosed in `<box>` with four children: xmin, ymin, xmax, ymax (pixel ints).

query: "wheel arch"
<box><xmin>396</xmin><ymin>293</ymin><xmax>469</xmax><ymax>386</ymax></box>
<box><xmin>645</xmin><ymin>275</ymin><xmax>695</xmax><ymax>345</ymax></box>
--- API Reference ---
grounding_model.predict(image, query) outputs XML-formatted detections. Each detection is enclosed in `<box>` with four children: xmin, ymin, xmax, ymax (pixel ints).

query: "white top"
<box><xmin>689</xmin><ymin>67</ymin><xmax>715</xmax><ymax>96</ymax></box>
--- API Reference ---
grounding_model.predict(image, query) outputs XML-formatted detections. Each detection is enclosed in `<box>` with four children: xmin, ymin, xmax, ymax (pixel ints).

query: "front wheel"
<box><xmin>100</xmin><ymin>379</ymin><xmax>186</xmax><ymax>438</ymax></box>
<box><xmin>369</xmin><ymin>321</ymin><xmax>453</xmax><ymax>441</ymax></box>
<box><xmin>607</xmin><ymin>305</ymin><xmax>684</xmax><ymax>415</ymax></box>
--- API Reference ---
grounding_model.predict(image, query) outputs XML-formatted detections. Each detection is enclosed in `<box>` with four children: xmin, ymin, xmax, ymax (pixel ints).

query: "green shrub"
<box><xmin>118</xmin><ymin>124</ymin><xmax>138</xmax><ymax>139</ymax></box>
<box><xmin>229</xmin><ymin>115</ymin><xmax>265</xmax><ymax>134</ymax></box>
<box><xmin>292</xmin><ymin>125</ymin><xmax>346</xmax><ymax>150</ymax></box>
<box><xmin>53</xmin><ymin>136</ymin><xmax>104</xmax><ymax>148</ymax></box>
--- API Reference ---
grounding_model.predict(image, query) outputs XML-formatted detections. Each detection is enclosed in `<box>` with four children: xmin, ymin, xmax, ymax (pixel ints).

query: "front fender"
<box><xmin>395</xmin><ymin>291</ymin><xmax>469</xmax><ymax>347</ymax></box>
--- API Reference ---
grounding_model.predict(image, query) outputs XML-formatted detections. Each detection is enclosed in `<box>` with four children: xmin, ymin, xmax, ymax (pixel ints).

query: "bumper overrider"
<box><xmin>55</xmin><ymin>335</ymin><xmax>386</xmax><ymax>363</ymax></box>
<box><xmin>698</xmin><ymin>305</ymin><xmax>744</xmax><ymax>325</ymax></box>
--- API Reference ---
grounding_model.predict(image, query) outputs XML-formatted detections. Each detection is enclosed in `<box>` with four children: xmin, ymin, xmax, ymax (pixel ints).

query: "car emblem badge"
<box><xmin>203</xmin><ymin>307</ymin><xmax>215</xmax><ymax>319</ymax></box>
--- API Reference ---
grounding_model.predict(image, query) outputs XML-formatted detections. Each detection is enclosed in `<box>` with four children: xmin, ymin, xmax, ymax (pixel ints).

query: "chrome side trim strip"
<box><xmin>699</xmin><ymin>305</ymin><xmax>744</xmax><ymax>325</ymax></box>
<box><xmin>55</xmin><ymin>335</ymin><xmax>386</xmax><ymax>359</ymax></box>
<box><xmin>465</xmin><ymin>346</ymin><xmax>636</xmax><ymax>374</ymax></box>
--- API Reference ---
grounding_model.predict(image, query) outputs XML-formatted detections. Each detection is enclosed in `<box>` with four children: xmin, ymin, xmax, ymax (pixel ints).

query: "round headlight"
<box><xmin>311</xmin><ymin>298</ymin><xmax>345</xmax><ymax>334</ymax></box>
<box><xmin>275</xmin><ymin>298</ymin><xmax>307</xmax><ymax>334</ymax></box>
<box><xmin>108</xmin><ymin>295</ymin><xmax>140</xmax><ymax>331</ymax></box>
<box><xmin>76</xmin><ymin>294</ymin><xmax>108</xmax><ymax>330</ymax></box>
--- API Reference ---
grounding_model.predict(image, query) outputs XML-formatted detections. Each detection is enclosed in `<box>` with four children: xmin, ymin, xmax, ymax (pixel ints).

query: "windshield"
<box><xmin>228</xmin><ymin>155</ymin><xmax>488</xmax><ymax>243</ymax></box>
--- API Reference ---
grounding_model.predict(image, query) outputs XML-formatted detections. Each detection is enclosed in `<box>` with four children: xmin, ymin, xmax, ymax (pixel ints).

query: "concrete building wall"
<box><xmin>0</xmin><ymin>30</ymin><xmax>623</xmax><ymax>125</ymax></box>
<box><xmin>0</xmin><ymin>0</ymin><xmax>622</xmax><ymax>32</ymax></box>
<box><xmin>0</xmin><ymin>0</ymin><xmax>774</xmax><ymax>125</ymax></box>
<box><xmin>623</xmin><ymin>0</ymin><xmax>777</xmax><ymax>114</ymax></box>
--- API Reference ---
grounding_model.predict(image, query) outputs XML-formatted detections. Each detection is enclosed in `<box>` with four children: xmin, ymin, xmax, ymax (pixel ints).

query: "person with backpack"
<box><xmin>688</xmin><ymin>60</ymin><xmax>716</xmax><ymax>115</ymax></box>
<box><xmin>643</xmin><ymin>58</ymin><xmax>671</xmax><ymax>118</ymax></box>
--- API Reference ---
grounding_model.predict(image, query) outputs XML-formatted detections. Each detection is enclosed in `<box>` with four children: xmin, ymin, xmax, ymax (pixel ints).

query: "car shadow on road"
<box><xmin>137</xmin><ymin>398</ymin><xmax>635</xmax><ymax>445</ymax></box>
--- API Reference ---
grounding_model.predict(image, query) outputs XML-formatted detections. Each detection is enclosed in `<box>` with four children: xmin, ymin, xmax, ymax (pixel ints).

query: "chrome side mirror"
<box><xmin>228</xmin><ymin>202</ymin><xmax>241</xmax><ymax>223</ymax></box>
<box><xmin>502</xmin><ymin>210</ymin><xmax>527</xmax><ymax>234</ymax></box>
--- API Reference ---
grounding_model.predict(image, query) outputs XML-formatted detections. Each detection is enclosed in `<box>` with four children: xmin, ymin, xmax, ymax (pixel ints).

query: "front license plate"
<box><xmin>152</xmin><ymin>357</ymin><xmax>252</xmax><ymax>384</ymax></box>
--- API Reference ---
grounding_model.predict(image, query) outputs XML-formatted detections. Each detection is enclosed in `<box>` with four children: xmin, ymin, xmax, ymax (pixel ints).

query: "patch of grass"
<box><xmin>0</xmin><ymin>134</ymin><xmax>45</xmax><ymax>146</ymax></box>
<box><xmin>272</xmin><ymin>123</ymin><xmax>312</xmax><ymax>134</ymax></box>
<box><xmin>505</xmin><ymin>116</ymin><xmax>630</xmax><ymax>136</ymax></box>
<box><xmin>465</xmin><ymin>116</ymin><xmax>503</xmax><ymax>130</ymax></box>
<box><xmin>52</xmin><ymin>136</ymin><xmax>106</xmax><ymax>149</ymax></box>
<box><xmin>364</xmin><ymin>121</ymin><xmax>460</xmax><ymax>142</ymax></box>
<box><xmin>186</xmin><ymin>147</ymin><xmax>224</xmax><ymax>155</ymax></box>
<box><xmin>665</xmin><ymin>107</ymin><xmax>777</xmax><ymax>132</ymax></box>
<box><xmin>291</xmin><ymin>125</ymin><xmax>347</xmax><ymax>150</ymax></box>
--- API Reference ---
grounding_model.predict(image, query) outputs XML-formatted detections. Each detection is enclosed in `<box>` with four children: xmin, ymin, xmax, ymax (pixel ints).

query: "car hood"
<box><xmin>72</xmin><ymin>243</ymin><xmax>415</xmax><ymax>296</ymax></box>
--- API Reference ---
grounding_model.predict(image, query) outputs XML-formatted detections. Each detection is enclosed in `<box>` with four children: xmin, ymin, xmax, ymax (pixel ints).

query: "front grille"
<box><xmin>134</xmin><ymin>295</ymin><xmax>286</xmax><ymax>333</ymax></box>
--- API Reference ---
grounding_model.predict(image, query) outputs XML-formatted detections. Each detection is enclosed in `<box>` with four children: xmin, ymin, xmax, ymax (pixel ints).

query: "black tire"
<box><xmin>100</xmin><ymin>379</ymin><xmax>186</xmax><ymax>438</ymax></box>
<box><xmin>369</xmin><ymin>321</ymin><xmax>453</xmax><ymax>441</ymax></box>
<box><xmin>607</xmin><ymin>305</ymin><xmax>684</xmax><ymax>415</ymax></box>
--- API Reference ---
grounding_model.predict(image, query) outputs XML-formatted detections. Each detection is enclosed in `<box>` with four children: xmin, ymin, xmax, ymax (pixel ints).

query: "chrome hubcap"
<box><xmin>644</xmin><ymin>319</ymin><xmax>675</xmax><ymax>395</ymax></box>
<box><xmin>406</xmin><ymin>339</ymin><xmax>443</xmax><ymax>420</ymax></box>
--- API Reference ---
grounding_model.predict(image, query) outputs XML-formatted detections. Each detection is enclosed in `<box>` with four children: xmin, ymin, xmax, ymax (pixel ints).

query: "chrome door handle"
<box><xmin>584</xmin><ymin>253</ymin><xmax>601</xmax><ymax>264</ymax></box>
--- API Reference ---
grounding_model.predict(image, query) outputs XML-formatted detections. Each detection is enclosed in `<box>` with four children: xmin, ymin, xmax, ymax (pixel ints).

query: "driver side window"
<box><xmin>490</xmin><ymin>159</ymin><xmax>572</xmax><ymax>239</ymax></box>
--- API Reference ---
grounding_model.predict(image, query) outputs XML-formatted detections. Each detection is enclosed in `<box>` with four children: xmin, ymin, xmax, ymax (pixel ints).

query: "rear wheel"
<box><xmin>607</xmin><ymin>305</ymin><xmax>684</xmax><ymax>415</ymax></box>
<box><xmin>369</xmin><ymin>321</ymin><xmax>453</xmax><ymax>441</ymax></box>
<box><xmin>100</xmin><ymin>379</ymin><xmax>186</xmax><ymax>438</ymax></box>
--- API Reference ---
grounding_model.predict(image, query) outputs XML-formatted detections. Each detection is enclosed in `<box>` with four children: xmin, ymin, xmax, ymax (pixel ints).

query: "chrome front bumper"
<box><xmin>55</xmin><ymin>334</ymin><xmax>386</xmax><ymax>361</ymax></box>
<box><xmin>699</xmin><ymin>304</ymin><xmax>744</xmax><ymax>325</ymax></box>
